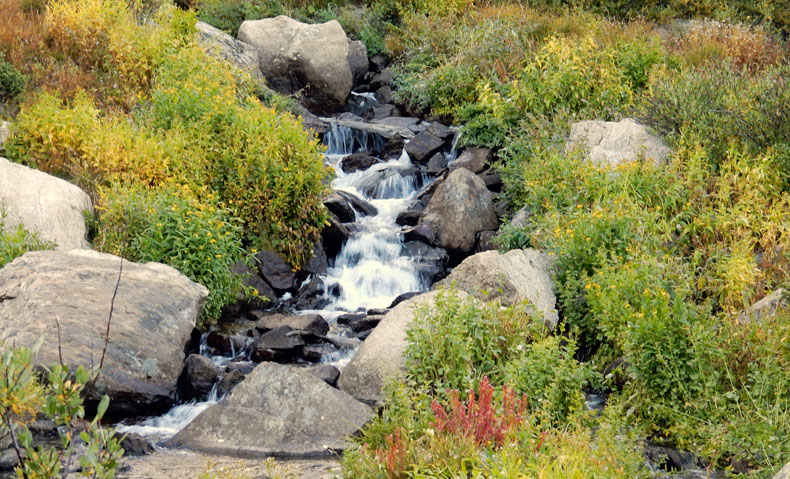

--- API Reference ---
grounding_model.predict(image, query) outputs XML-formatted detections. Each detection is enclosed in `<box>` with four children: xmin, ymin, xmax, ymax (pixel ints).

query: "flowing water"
<box><xmin>119</xmin><ymin>119</ymin><xmax>452</xmax><ymax>443</ymax></box>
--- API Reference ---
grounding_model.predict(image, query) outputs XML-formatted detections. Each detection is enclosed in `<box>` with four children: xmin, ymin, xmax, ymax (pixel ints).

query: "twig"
<box><xmin>55</xmin><ymin>316</ymin><xmax>64</xmax><ymax>367</ymax></box>
<box><xmin>85</xmin><ymin>237</ymin><xmax>126</xmax><ymax>398</ymax></box>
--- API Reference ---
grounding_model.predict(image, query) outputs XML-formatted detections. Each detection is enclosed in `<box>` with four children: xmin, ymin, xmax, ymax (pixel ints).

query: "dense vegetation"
<box><xmin>1</xmin><ymin>0</ymin><xmax>789</xmax><ymax>477</ymax></box>
<box><xmin>198</xmin><ymin>1</ymin><xmax>790</xmax><ymax>478</ymax></box>
<box><xmin>0</xmin><ymin>0</ymin><xmax>331</xmax><ymax>323</ymax></box>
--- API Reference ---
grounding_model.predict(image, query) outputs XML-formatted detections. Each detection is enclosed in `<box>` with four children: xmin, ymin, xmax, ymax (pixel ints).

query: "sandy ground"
<box><xmin>118</xmin><ymin>449</ymin><xmax>341</xmax><ymax>479</ymax></box>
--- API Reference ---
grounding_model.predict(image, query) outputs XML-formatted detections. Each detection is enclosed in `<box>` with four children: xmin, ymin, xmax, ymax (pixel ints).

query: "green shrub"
<box><xmin>0</xmin><ymin>52</ymin><xmax>25</xmax><ymax>102</ymax></box>
<box><xmin>406</xmin><ymin>290</ymin><xmax>544</xmax><ymax>394</ymax></box>
<box><xmin>0</xmin><ymin>345</ymin><xmax>123</xmax><ymax>478</ymax></box>
<box><xmin>0</xmin><ymin>213</ymin><xmax>53</xmax><ymax>268</ymax></box>
<box><xmin>94</xmin><ymin>184</ymin><xmax>251</xmax><ymax>323</ymax></box>
<box><xmin>503</xmin><ymin>335</ymin><xmax>592</xmax><ymax>423</ymax></box>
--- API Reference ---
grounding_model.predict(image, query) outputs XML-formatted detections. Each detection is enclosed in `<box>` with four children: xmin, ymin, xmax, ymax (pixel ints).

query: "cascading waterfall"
<box><xmin>119</xmin><ymin>119</ymin><xmax>452</xmax><ymax>444</ymax></box>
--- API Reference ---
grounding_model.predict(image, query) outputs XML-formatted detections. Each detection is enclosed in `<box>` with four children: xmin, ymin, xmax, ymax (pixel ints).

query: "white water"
<box><xmin>121</xmin><ymin>121</ymin><xmax>449</xmax><ymax>444</ymax></box>
<box><xmin>321</xmin><ymin>127</ymin><xmax>428</xmax><ymax>311</ymax></box>
<box><xmin>117</xmin><ymin>387</ymin><xmax>220</xmax><ymax>443</ymax></box>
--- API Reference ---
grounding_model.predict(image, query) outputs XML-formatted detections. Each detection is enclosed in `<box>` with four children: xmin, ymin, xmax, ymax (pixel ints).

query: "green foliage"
<box><xmin>94</xmin><ymin>184</ymin><xmax>250</xmax><ymax>323</ymax></box>
<box><xmin>406</xmin><ymin>290</ymin><xmax>544</xmax><ymax>394</ymax></box>
<box><xmin>0</xmin><ymin>346</ymin><xmax>123</xmax><ymax>478</ymax></box>
<box><xmin>0</xmin><ymin>52</ymin><xmax>25</xmax><ymax>102</ymax></box>
<box><xmin>0</xmin><ymin>214</ymin><xmax>53</xmax><ymax>268</ymax></box>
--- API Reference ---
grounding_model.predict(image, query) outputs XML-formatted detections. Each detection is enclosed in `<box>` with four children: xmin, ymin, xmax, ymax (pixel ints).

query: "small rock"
<box><xmin>225</xmin><ymin>361</ymin><xmax>257</xmax><ymax>376</ymax></box>
<box><xmin>450</xmin><ymin>147</ymin><xmax>491</xmax><ymax>174</ymax></box>
<box><xmin>231</xmin><ymin>261</ymin><xmax>276</xmax><ymax>307</ymax></box>
<box><xmin>253</xmin><ymin>313</ymin><xmax>329</xmax><ymax>336</ymax></box>
<box><xmin>340</xmin><ymin>153</ymin><xmax>379</xmax><ymax>173</ymax></box>
<box><xmin>256</xmin><ymin>250</ymin><xmax>296</xmax><ymax>291</ymax></box>
<box><xmin>178</xmin><ymin>354</ymin><xmax>220</xmax><ymax>402</ymax></box>
<box><xmin>395</xmin><ymin>209</ymin><xmax>422</xmax><ymax>227</ymax></box>
<box><xmin>478</xmin><ymin>167</ymin><xmax>502</xmax><ymax>192</ymax></box>
<box><xmin>405</xmin><ymin>130</ymin><xmax>447</xmax><ymax>164</ymax></box>
<box><xmin>301</xmin><ymin>343</ymin><xmax>339</xmax><ymax>362</ymax></box>
<box><xmin>371</xmin><ymin>104</ymin><xmax>400</xmax><ymax>120</ymax></box>
<box><xmin>206</xmin><ymin>331</ymin><xmax>246</xmax><ymax>356</ymax></box>
<box><xmin>369</xmin><ymin>70</ymin><xmax>394</xmax><ymax>91</ymax></box>
<box><xmin>302</xmin><ymin>242</ymin><xmax>329</xmax><ymax>277</ymax></box>
<box><xmin>251</xmin><ymin>326</ymin><xmax>306</xmax><ymax>362</ymax></box>
<box><xmin>426</xmin><ymin>152</ymin><xmax>448</xmax><ymax>174</ymax></box>
<box><xmin>322</xmin><ymin>214</ymin><xmax>350</xmax><ymax>259</ymax></box>
<box><xmin>217</xmin><ymin>369</ymin><xmax>246</xmax><ymax>396</ymax></box>
<box><xmin>369</xmin><ymin>54</ymin><xmax>388</xmax><ymax>73</ymax></box>
<box><xmin>403</xmin><ymin>222</ymin><xmax>438</xmax><ymax>245</ymax></box>
<box><xmin>306</xmin><ymin>365</ymin><xmax>341</xmax><ymax>387</ymax></box>
<box><xmin>474</xmin><ymin>230</ymin><xmax>497</xmax><ymax>253</ymax></box>
<box><xmin>402</xmin><ymin>241</ymin><xmax>449</xmax><ymax>283</ymax></box>
<box><xmin>324</xmin><ymin>192</ymin><xmax>357</xmax><ymax>223</ymax></box>
<box><xmin>388</xmin><ymin>292</ymin><xmax>420</xmax><ymax>308</ymax></box>
<box><xmin>375</xmin><ymin>85</ymin><xmax>393</xmax><ymax>104</ymax></box>
<box><xmin>121</xmin><ymin>433</ymin><xmax>154</xmax><ymax>457</ymax></box>
<box><xmin>426</xmin><ymin>122</ymin><xmax>453</xmax><ymax>140</ymax></box>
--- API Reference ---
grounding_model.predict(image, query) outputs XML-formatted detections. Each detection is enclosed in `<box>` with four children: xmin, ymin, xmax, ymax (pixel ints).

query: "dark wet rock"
<box><xmin>389</xmin><ymin>292</ymin><xmax>421</xmax><ymax>308</ymax></box>
<box><xmin>395</xmin><ymin>209</ymin><xmax>422</xmax><ymax>227</ymax></box>
<box><xmin>0</xmin><ymin>447</ymin><xmax>19</xmax><ymax>471</ymax></box>
<box><xmin>340</xmin><ymin>153</ymin><xmax>379</xmax><ymax>173</ymax></box>
<box><xmin>317</xmin><ymin>335</ymin><xmax>360</xmax><ymax>351</ymax></box>
<box><xmin>474</xmin><ymin>230</ymin><xmax>497</xmax><ymax>253</ymax></box>
<box><xmin>251</xmin><ymin>326</ymin><xmax>306</xmax><ymax>363</ymax></box>
<box><xmin>339</xmin><ymin>315</ymin><xmax>382</xmax><ymax>333</ymax></box>
<box><xmin>339</xmin><ymin>190</ymin><xmax>378</xmax><ymax>217</ymax></box>
<box><xmin>354</xmin><ymin>329</ymin><xmax>372</xmax><ymax>340</ymax></box>
<box><xmin>402</xmin><ymin>241</ymin><xmax>449</xmax><ymax>283</ymax></box>
<box><xmin>167</xmin><ymin>362</ymin><xmax>371</xmax><ymax>457</ymax></box>
<box><xmin>426</xmin><ymin>122</ymin><xmax>453</xmax><ymax>141</ymax></box>
<box><xmin>121</xmin><ymin>433</ymin><xmax>154</xmax><ymax>457</ymax></box>
<box><xmin>380</xmin><ymin>135</ymin><xmax>406</xmax><ymax>160</ymax></box>
<box><xmin>375</xmin><ymin>85</ymin><xmax>393</xmax><ymax>104</ymax></box>
<box><xmin>426</xmin><ymin>152</ymin><xmax>448</xmax><ymax>174</ymax></box>
<box><xmin>253</xmin><ymin>313</ymin><xmax>329</xmax><ymax>336</ymax></box>
<box><xmin>225</xmin><ymin>361</ymin><xmax>257</xmax><ymax>376</ymax></box>
<box><xmin>369</xmin><ymin>54</ymin><xmax>388</xmax><ymax>73</ymax></box>
<box><xmin>206</xmin><ymin>331</ymin><xmax>247</xmax><ymax>356</ymax></box>
<box><xmin>336</xmin><ymin>313</ymin><xmax>366</xmax><ymax>325</ymax></box>
<box><xmin>420</xmin><ymin>168</ymin><xmax>497</xmax><ymax>255</ymax></box>
<box><xmin>348</xmin><ymin>40</ymin><xmax>368</xmax><ymax>86</ymax></box>
<box><xmin>289</xmin><ymin>276</ymin><xmax>330</xmax><ymax>310</ymax></box>
<box><xmin>301</xmin><ymin>343</ymin><xmax>339</xmax><ymax>362</ymax></box>
<box><xmin>217</xmin><ymin>369</ymin><xmax>246</xmax><ymax>397</ymax></box>
<box><xmin>324</xmin><ymin>193</ymin><xmax>356</xmax><ymax>223</ymax></box>
<box><xmin>322</xmin><ymin>214</ymin><xmax>350</xmax><ymax>259</ymax></box>
<box><xmin>403</xmin><ymin>221</ymin><xmax>438</xmax><ymax>245</ymax></box>
<box><xmin>369</xmin><ymin>70</ymin><xmax>394</xmax><ymax>91</ymax></box>
<box><xmin>302</xmin><ymin>242</ymin><xmax>329</xmax><ymax>278</ymax></box>
<box><xmin>231</xmin><ymin>261</ymin><xmax>277</xmax><ymax>307</ymax></box>
<box><xmin>478</xmin><ymin>167</ymin><xmax>503</xmax><ymax>192</ymax></box>
<box><xmin>366</xmin><ymin>308</ymin><xmax>389</xmax><ymax>316</ymax></box>
<box><xmin>371</xmin><ymin>104</ymin><xmax>400</xmax><ymax>120</ymax></box>
<box><xmin>256</xmin><ymin>250</ymin><xmax>296</xmax><ymax>292</ymax></box>
<box><xmin>450</xmin><ymin>147</ymin><xmax>491</xmax><ymax>174</ymax></box>
<box><xmin>306</xmin><ymin>365</ymin><xmax>341</xmax><ymax>387</ymax></box>
<box><xmin>405</xmin><ymin>130</ymin><xmax>447</xmax><ymax>164</ymax></box>
<box><xmin>178</xmin><ymin>354</ymin><xmax>221</xmax><ymax>402</ymax></box>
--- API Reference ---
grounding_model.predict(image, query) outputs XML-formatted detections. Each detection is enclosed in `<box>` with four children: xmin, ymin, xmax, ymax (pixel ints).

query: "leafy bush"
<box><xmin>0</xmin><ymin>52</ymin><xmax>25</xmax><ymax>102</ymax></box>
<box><xmin>0</xmin><ymin>213</ymin><xmax>53</xmax><ymax>268</ymax></box>
<box><xmin>0</xmin><ymin>345</ymin><xmax>123</xmax><ymax>478</ymax></box>
<box><xmin>406</xmin><ymin>290</ymin><xmax>543</xmax><ymax>394</ymax></box>
<box><xmin>94</xmin><ymin>184</ymin><xmax>250</xmax><ymax>322</ymax></box>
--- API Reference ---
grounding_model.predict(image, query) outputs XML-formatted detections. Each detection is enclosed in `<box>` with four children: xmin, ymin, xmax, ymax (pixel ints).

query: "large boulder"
<box><xmin>166</xmin><ymin>362</ymin><xmax>371</xmax><ymax>457</ymax></box>
<box><xmin>0</xmin><ymin>250</ymin><xmax>208</xmax><ymax>415</ymax></box>
<box><xmin>238</xmin><ymin>16</ymin><xmax>360</xmax><ymax>113</ymax></box>
<box><xmin>774</xmin><ymin>462</ymin><xmax>790</xmax><ymax>479</ymax></box>
<box><xmin>339</xmin><ymin>291</ymin><xmax>466</xmax><ymax>405</ymax></box>
<box><xmin>566</xmin><ymin>118</ymin><xmax>671</xmax><ymax>167</ymax></box>
<box><xmin>196</xmin><ymin>21</ymin><xmax>261</xmax><ymax>78</ymax></box>
<box><xmin>436</xmin><ymin>249</ymin><xmax>558</xmax><ymax>330</ymax></box>
<box><xmin>0</xmin><ymin>157</ymin><xmax>92</xmax><ymax>250</ymax></box>
<box><xmin>419</xmin><ymin>168</ymin><xmax>498</xmax><ymax>256</ymax></box>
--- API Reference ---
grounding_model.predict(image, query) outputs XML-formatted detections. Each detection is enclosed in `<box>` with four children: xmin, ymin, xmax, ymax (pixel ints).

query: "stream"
<box><xmin>119</xmin><ymin>116</ymin><xmax>456</xmax><ymax>443</ymax></box>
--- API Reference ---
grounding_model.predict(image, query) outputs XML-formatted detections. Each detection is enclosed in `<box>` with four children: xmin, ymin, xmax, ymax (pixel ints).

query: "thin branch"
<box><xmin>86</xmin><ymin>236</ymin><xmax>126</xmax><ymax>399</ymax></box>
<box><xmin>55</xmin><ymin>317</ymin><xmax>64</xmax><ymax>367</ymax></box>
